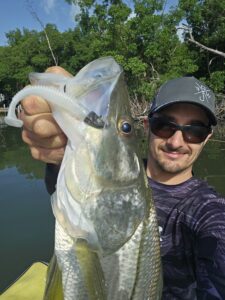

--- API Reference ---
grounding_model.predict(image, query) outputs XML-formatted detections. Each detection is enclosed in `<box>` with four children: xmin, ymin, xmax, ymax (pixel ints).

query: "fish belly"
<box><xmin>52</xmin><ymin>209</ymin><xmax>162</xmax><ymax>300</ymax></box>
<box><xmin>55</xmin><ymin>220</ymin><xmax>89</xmax><ymax>300</ymax></box>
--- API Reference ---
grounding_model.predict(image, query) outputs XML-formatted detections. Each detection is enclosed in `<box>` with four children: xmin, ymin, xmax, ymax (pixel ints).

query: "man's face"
<box><xmin>147</xmin><ymin>103</ymin><xmax>212</xmax><ymax>178</ymax></box>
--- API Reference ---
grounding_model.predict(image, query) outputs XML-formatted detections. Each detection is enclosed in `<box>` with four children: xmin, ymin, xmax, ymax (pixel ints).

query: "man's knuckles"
<box><xmin>21</xmin><ymin>95</ymin><xmax>51</xmax><ymax>115</ymax></box>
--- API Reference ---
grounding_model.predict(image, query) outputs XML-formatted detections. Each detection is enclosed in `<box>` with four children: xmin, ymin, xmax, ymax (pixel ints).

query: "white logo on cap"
<box><xmin>195</xmin><ymin>82</ymin><xmax>211</xmax><ymax>102</ymax></box>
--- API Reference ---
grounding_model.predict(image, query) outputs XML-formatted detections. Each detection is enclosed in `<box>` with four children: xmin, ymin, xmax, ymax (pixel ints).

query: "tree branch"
<box><xmin>177</xmin><ymin>25</ymin><xmax>225</xmax><ymax>58</ymax></box>
<box><xmin>26</xmin><ymin>1</ymin><xmax>58</xmax><ymax>66</ymax></box>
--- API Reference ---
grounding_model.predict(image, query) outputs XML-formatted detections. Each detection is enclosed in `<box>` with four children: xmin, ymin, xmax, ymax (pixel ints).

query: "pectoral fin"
<box><xmin>43</xmin><ymin>255</ymin><xmax>64</xmax><ymax>300</ymax></box>
<box><xmin>75</xmin><ymin>239</ymin><xmax>107</xmax><ymax>300</ymax></box>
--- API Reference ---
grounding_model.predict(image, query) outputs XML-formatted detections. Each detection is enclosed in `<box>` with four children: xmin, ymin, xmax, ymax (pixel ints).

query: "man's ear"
<box><xmin>204</xmin><ymin>130</ymin><xmax>213</xmax><ymax>145</ymax></box>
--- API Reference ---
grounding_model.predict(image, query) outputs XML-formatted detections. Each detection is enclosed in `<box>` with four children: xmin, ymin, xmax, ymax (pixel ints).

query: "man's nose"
<box><xmin>166</xmin><ymin>130</ymin><xmax>185</xmax><ymax>148</ymax></box>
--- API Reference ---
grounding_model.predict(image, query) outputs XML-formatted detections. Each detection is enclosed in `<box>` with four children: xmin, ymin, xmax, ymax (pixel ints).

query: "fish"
<box><xmin>5</xmin><ymin>57</ymin><xmax>162</xmax><ymax>299</ymax></box>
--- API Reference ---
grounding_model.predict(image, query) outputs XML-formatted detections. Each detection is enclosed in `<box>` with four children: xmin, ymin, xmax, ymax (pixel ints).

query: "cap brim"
<box><xmin>149</xmin><ymin>101</ymin><xmax>217</xmax><ymax>126</ymax></box>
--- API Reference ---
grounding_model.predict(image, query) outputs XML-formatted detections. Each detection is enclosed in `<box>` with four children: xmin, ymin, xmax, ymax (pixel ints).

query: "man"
<box><xmin>144</xmin><ymin>77</ymin><xmax>225</xmax><ymax>299</ymax></box>
<box><xmin>20</xmin><ymin>67</ymin><xmax>225</xmax><ymax>299</ymax></box>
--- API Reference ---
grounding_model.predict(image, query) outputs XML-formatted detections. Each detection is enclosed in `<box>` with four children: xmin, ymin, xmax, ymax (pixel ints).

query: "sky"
<box><xmin>0</xmin><ymin>0</ymin><xmax>178</xmax><ymax>46</ymax></box>
<box><xmin>0</xmin><ymin>0</ymin><xmax>79</xmax><ymax>46</ymax></box>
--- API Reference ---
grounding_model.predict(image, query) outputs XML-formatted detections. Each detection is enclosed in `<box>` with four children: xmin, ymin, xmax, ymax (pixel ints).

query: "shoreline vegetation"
<box><xmin>0</xmin><ymin>0</ymin><xmax>224</xmax><ymax>115</ymax></box>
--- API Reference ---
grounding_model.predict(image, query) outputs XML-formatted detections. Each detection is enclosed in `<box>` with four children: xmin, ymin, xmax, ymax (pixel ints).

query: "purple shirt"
<box><xmin>45</xmin><ymin>164</ymin><xmax>225</xmax><ymax>299</ymax></box>
<box><xmin>149</xmin><ymin>177</ymin><xmax>225</xmax><ymax>300</ymax></box>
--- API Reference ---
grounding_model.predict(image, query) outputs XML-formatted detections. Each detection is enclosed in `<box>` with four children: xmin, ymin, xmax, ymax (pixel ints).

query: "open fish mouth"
<box><xmin>5</xmin><ymin>57</ymin><xmax>121</xmax><ymax>129</ymax></box>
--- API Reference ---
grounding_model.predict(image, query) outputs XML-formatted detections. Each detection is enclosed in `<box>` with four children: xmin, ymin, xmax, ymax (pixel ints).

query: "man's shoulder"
<box><xmin>191</xmin><ymin>177</ymin><xmax>218</xmax><ymax>195</ymax></box>
<box><xmin>187</xmin><ymin>178</ymin><xmax>225</xmax><ymax>233</ymax></box>
<box><xmin>150</xmin><ymin>176</ymin><xmax>225</xmax><ymax>216</ymax></box>
<box><xmin>192</xmin><ymin>177</ymin><xmax>225</xmax><ymax>202</ymax></box>
<box><xmin>151</xmin><ymin>176</ymin><xmax>221</xmax><ymax>198</ymax></box>
<box><xmin>179</xmin><ymin>177</ymin><xmax>225</xmax><ymax>212</ymax></box>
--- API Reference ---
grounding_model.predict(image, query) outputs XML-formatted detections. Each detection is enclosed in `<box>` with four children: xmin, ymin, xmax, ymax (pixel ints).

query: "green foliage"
<box><xmin>179</xmin><ymin>0</ymin><xmax>225</xmax><ymax>94</ymax></box>
<box><xmin>0</xmin><ymin>0</ymin><xmax>224</xmax><ymax>107</ymax></box>
<box><xmin>0</xmin><ymin>25</ymin><xmax>66</xmax><ymax>98</ymax></box>
<box><xmin>205</xmin><ymin>71</ymin><xmax>225</xmax><ymax>95</ymax></box>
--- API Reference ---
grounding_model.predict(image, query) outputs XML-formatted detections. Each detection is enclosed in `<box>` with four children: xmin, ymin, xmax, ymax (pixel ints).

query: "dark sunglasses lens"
<box><xmin>183</xmin><ymin>126</ymin><xmax>210</xmax><ymax>143</ymax></box>
<box><xmin>150</xmin><ymin>118</ymin><xmax>175</xmax><ymax>139</ymax></box>
<box><xmin>150</xmin><ymin>117</ymin><xmax>210</xmax><ymax>143</ymax></box>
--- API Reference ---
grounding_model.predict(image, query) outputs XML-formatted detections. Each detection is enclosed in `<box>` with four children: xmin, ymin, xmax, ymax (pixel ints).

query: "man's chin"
<box><xmin>158</xmin><ymin>161</ymin><xmax>185</xmax><ymax>174</ymax></box>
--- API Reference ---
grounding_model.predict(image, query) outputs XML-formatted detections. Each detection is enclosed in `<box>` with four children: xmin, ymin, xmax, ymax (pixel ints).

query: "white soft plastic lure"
<box><xmin>5</xmin><ymin>57</ymin><xmax>162</xmax><ymax>300</ymax></box>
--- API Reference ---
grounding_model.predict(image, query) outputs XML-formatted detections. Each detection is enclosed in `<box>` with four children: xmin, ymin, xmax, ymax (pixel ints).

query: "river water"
<box><xmin>0</xmin><ymin>123</ymin><xmax>225</xmax><ymax>292</ymax></box>
<box><xmin>0</xmin><ymin>125</ymin><xmax>55</xmax><ymax>292</ymax></box>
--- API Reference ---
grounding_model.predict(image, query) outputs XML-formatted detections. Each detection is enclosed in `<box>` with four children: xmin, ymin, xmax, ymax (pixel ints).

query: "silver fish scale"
<box><xmin>101</xmin><ymin>205</ymin><xmax>161</xmax><ymax>300</ymax></box>
<box><xmin>100</xmin><ymin>222</ymin><xmax>143</xmax><ymax>299</ymax></box>
<box><xmin>55</xmin><ymin>220</ymin><xmax>89</xmax><ymax>300</ymax></box>
<box><xmin>55</xmin><ymin>206</ymin><xmax>161</xmax><ymax>300</ymax></box>
<box><xmin>131</xmin><ymin>206</ymin><xmax>162</xmax><ymax>300</ymax></box>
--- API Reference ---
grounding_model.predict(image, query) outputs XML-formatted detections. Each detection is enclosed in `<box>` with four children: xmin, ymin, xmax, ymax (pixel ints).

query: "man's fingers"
<box><xmin>45</xmin><ymin>66</ymin><xmax>73</xmax><ymax>78</ymax></box>
<box><xmin>21</xmin><ymin>95</ymin><xmax>51</xmax><ymax>115</ymax></box>
<box><xmin>30</xmin><ymin>146</ymin><xmax>66</xmax><ymax>164</ymax></box>
<box><xmin>22</xmin><ymin>130</ymin><xmax>67</xmax><ymax>149</ymax></box>
<box><xmin>18</xmin><ymin>65</ymin><xmax>72</xmax><ymax>165</ymax></box>
<box><xmin>20</xmin><ymin>110</ymin><xmax>63</xmax><ymax>137</ymax></box>
<box><xmin>21</xmin><ymin>67</ymin><xmax>73</xmax><ymax>116</ymax></box>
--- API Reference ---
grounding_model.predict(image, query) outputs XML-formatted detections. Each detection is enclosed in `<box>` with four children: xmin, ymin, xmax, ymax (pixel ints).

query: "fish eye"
<box><xmin>118</xmin><ymin>119</ymin><xmax>133</xmax><ymax>135</ymax></box>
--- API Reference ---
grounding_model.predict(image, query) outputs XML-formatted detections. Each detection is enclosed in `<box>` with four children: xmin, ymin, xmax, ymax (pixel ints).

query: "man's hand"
<box><xmin>20</xmin><ymin>66</ymin><xmax>72</xmax><ymax>164</ymax></box>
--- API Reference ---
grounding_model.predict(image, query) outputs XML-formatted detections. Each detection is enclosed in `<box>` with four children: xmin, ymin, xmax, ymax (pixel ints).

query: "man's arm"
<box><xmin>45</xmin><ymin>163</ymin><xmax>61</xmax><ymax>195</ymax></box>
<box><xmin>195</xmin><ymin>200</ymin><xmax>225</xmax><ymax>299</ymax></box>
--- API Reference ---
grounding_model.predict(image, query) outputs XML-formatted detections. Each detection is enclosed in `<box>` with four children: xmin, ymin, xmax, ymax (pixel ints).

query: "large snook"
<box><xmin>5</xmin><ymin>57</ymin><xmax>162</xmax><ymax>299</ymax></box>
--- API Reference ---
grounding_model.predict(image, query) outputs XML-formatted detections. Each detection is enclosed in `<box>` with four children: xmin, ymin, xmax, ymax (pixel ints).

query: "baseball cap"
<box><xmin>149</xmin><ymin>76</ymin><xmax>217</xmax><ymax>125</ymax></box>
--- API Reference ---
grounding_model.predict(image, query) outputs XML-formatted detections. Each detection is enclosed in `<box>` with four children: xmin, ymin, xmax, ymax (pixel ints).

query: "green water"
<box><xmin>0</xmin><ymin>124</ymin><xmax>224</xmax><ymax>292</ymax></box>
<box><xmin>194</xmin><ymin>138</ymin><xmax>225</xmax><ymax>196</ymax></box>
<box><xmin>0</xmin><ymin>125</ymin><xmax>55</xmax><ymax>292</ymax></box>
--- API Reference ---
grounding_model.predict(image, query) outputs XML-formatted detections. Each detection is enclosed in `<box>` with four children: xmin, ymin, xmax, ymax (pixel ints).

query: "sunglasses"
<box><xmin>149</xmin><ymin>116</ymin><xmax>212</xmax><ymax>144</ymax></box>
